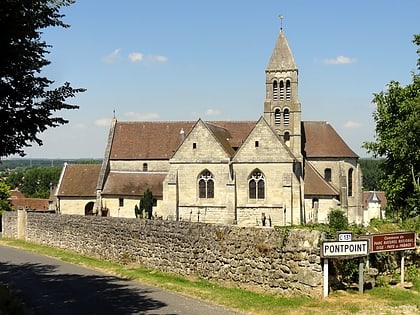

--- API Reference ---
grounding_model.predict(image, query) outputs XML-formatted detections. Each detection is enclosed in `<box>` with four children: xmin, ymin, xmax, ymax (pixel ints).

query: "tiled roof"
<box><xmin>110</xmin><ymin>121</ymin><xmax>195</xmax><ymax>160</ymax></box>
<box><xmin>10</xmin><ymin>197</ymin><xmax>49</xmax><ymax>211</ymax></box>
<box><xmin>10</xmin><ymin>189</ymin><xmax>25</xmax><ymax>199</ymax></box>
<box><xmin>302</xmin><ymin>121</ymin><xmax>358</xmax><ymax>158</ymax></box>
<box><xmin>304</xmin><ymin>161</ymin><xmax>339</xmax><ymax>196</ymax></box>
<box><xmin>109</xmin><ymin>120</ymin><xmax>358</xmax><ymax>161</ymax></box>
<box><xmin>57</xmin><ymin>164</ymin><xmax>101</xmax><ymax>197</ymax></box>
<box><xmin>110</xmin><ymin>121</ymin><xmax>256</xmax><ymax>160</ymax></box>
<box><xmin>363</xmin><ymin>191</ymin><xmax>387</xmax><ymax>209</ymax></box>
<box><xmin>102</xmin><ymin>171</ymin><xmax>166</xmax><ymax>197</ymax></box>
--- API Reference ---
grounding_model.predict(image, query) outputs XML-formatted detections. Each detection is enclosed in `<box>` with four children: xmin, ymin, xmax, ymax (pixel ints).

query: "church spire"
<box><xmin>263</xmin><ymin>17</ymin><xmax>301</xmax><ymax>161</ymax></box>
<box><xmin>266</xmin><ymin>27</ymin><xmax>297</xmax><ymax>72</ymax></box>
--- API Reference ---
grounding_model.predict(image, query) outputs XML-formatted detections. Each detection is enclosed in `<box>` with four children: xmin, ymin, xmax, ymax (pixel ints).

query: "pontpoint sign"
<box><xmin>321</xmin><ymin>240</ymin><xmax>369</xmax><ymax>258</ymax></box>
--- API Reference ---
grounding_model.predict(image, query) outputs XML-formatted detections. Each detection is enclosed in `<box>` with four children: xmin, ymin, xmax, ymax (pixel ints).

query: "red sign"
<box><xmin>368</xmin><ymin>232</ymin><xmax>416</xmax><ymax>253</ymax></box>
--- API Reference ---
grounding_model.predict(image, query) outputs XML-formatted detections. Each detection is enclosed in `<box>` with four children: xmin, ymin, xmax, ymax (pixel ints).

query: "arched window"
<box><xmin>284</xmin><ymin>131</ymin><xmax>290</xmax><ymax>144</ymax></box>
<box><xmin>143</xmin><ymin>163</ymin><xmax>148</xmax><ymax>171</ymax></box>
<box><xmin>283</xmin><ymin>108</ymin><xmax>290</xmax><ymax>125</ymax></box>
<box><xmin>198</xmin><ymin>170</ymin><xmax>214</xmax><ymax>199</ymax></box>
<box><xmin>272</xmin><ymin>80</ymin><xmax>278</xmax><ymax>100</ymax></box>
<box><xmin>279</xmin><ymin>80</ymin><xmax>285</xmax><ymax>100</ymax></box>
<box><xmin>348</xmin><ymin>168</ymin><xmax>353</xmax><ymax>196</ymax></box>
<box><xmin>286</xmin><ymin>80</ymin><xmax>291</xmax><ymax>100</ymax></box>
<box><xmin>249</xmin><ymin>170</ymin><xmax>265</xmax><ymax>199</ymax></box>
<box><xmin>274</xmin><ymin>108</ymin><xmax>281</xmax><ymax>125</ymax></box>
<box><xmin>324</xmin><ymin>168</ymin><xmax>331</xmax><ymax>182</ymax></box>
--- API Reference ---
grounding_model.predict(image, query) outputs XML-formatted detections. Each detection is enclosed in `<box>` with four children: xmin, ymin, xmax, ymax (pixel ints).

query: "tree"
<box><xmin>363</xmin><ymin>34</ymin><xmax>420</xmax><ymax>220</ymax></box>
<box><xmin>359</xmin><ymin>158</ymin><xmax>384</xmax><ymax>191</ymax></box>
<box><xmin>140</xmin><ymin>189</ymin><xmax>153</xmax><ymax>219</ymax></box>
<box><xmin>0</xmin><ymin>0</ymin><xmax>85</xmax><ymax>157</ymax></box>
<box><xmin>5</xmin><ymin>166</ymin><xmax>62</xmax><ymax>198</ymax></box>
<box><xmin>0</xmin><ymin>182</ymin><xmax>12</xmax><ymax>213</ymax></box>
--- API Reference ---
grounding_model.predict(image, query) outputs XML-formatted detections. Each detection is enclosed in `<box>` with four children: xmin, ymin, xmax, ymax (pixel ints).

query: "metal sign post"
<box><xmin>321</xmin><ymin>232</ymin><xmax>369</xmax><ymax>297</ymax></box>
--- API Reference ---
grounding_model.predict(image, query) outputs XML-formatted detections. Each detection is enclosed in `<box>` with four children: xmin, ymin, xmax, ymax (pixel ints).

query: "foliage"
<box><xmin>5</xmin><ymin>166</ymin><xmax>62</xmax><ymax>198</ymax></box>
<box><xmin>139</xmin><ymin>189</ymin><xmax>153</xmax><ymax>219</ymax></box>
<box><xmin>0</xmin><ymin>182</ymin><xmax>12</xmax><ymax>212</ymax></box>
<box><xmin>327</xmin><ymin>209</ymin><xmax>348</xmax><ymax>235</ymax></box>
<box><xmin>0</xmin><ymin>0</ymin><xmax>85</xmax><ymax>157</ymax></box>
<box><xmin>398</xmin><ymin>216</ymin><xmax>420</xmax><ymax>234</ymax></box>
<box><xmin>406</xmin><ymin>264</ymin><xmax>419</xmax><ymax>283</ymax></box>
<box><xmin>363</xmin><ymin>34</ymin><xmax>420</xmax><ymax>220</ymax></box>
<box><xmin>359</xmin><ymin>158</ymin><xmax>384</xmax><ymax>191</ymax></box>
<box><xmin>134</xmin><ymin>204</ymin><xmax>141</xmax><ymax>218</ymax></box>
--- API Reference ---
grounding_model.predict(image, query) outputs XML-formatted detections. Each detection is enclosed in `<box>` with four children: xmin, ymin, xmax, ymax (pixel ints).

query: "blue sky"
<box><xmin>15</xmin><ymin>0</ymin><xmax>420</xmax><ymax>159</ymax></box>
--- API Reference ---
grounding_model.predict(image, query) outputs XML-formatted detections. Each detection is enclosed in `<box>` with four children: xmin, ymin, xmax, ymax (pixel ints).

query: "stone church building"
<box><xmin>56</xmin><ymin>27</ymin><xmax>364</xmax><ymax>226</ymax></box>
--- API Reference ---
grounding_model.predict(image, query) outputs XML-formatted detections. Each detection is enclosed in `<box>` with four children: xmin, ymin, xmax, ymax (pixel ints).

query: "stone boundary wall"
<box><xmin>2</xmin><ymin>211</ymin><xmax>323</xmax><ymax>296</ymax></box>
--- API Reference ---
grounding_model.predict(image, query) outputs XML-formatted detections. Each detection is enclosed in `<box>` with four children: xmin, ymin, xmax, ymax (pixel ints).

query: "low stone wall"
<box><xmin>2</xmin><ymin>211</ymin><xmax>323</xmax><ymax>296</ymax></box>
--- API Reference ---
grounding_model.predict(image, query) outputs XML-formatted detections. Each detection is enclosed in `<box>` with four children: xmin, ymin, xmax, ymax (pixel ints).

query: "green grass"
<box><xmin>1</xmin><ymin>238</ymin><xmax>419</xmax><ymax>315</ymax></box>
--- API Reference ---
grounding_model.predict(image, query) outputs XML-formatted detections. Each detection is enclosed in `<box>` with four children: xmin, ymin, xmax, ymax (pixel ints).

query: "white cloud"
<box><xmin>344</xmin><ymin>120</ymin><xmax>361</xmax><ymax>129</ymax></box>
<box><xmin>102</xmin><ymin>48</ymin><xmax>121</xmax><ymax>64</ymax></box>
<box><xmin>322</xmin><ymin>55</ymin><xmax>356</xmax><ymax>65</ymax></box>
<box><xmin>124</xmin><ymin>112</ymin><xmax>160</xmax><ymax>120</ymax></box>
<box><xmin>95</xmin><ymin>118</ymin><xmax>112</xmax><ymax>126</ymax></box>
<box><xmin>147</xmin><ymin>55</ymin><xmax>168</xmax><ymax>63</ymax></box>
<box><xmin>128</xmin><ymin>52</ymin><xmax>144</xmax><ymax>62</ymax></box>
<box><xmin>205</xmin><ymin>109</ymin><xmax>221</xmax><ymax>116</ymax></box>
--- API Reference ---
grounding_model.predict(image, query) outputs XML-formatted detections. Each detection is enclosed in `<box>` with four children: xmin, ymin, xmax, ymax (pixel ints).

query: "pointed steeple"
<box><xmin>267</xmin><ymin>30</ymin><xmax>297</xmax><ymax>71</ymax></box>
<box><xmin>263</xmin><ymin>21</ymin><xmax>301</xmax><ymax>162</ymax></box>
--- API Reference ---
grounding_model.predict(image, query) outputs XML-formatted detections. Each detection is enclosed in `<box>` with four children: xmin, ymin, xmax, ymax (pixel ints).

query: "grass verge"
<box><xmin>0</xmin><ymin>238</ymin><xmax>419</xmax><ymax>315</ymax></box>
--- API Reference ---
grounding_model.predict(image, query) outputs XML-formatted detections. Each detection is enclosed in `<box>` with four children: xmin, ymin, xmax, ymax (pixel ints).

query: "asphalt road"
<box><xmin>0</xmin><ymin>245</ymin><xmax>245</xmax><ymax>315</ymax></box>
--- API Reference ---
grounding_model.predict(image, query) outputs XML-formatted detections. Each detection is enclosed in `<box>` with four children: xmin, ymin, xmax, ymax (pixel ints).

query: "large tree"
<box><xmin>363</xmin><ymin>34</ymin><xmax>420</xmax><ymax>220</ymax></box>
<box><xmin>0</xmin><ymin>0</ymin><xmax>85</xmax><ymax>157</ymax></box>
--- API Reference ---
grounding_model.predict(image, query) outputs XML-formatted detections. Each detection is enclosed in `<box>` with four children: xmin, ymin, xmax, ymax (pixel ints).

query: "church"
<box><xmin>55</xmin><ymin>26</ymin><xmax>365</xmax><ymax>227</ymax></box>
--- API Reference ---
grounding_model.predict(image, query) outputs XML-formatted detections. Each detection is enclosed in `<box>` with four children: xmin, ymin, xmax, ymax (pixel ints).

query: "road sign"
<box><xmin>337</xmin><ymin>231</ymin><xmax>353</xmax><ymax>242</ymax></box>
<box><xmin>321</xmin><ymin>240</ymin><xmax>369</xmax><ymax>258</ymax></box>
<box><xmin>367</xmin><ymin>232</ymin><xmax>416</xmax><ymax>253</ymax></box>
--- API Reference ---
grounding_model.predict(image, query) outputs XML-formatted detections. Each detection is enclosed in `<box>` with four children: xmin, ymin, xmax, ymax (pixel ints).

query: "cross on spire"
<box><xmin>278</xmin><ymin>14</ymin><xmax>284</xmax><ymax>30</ymax></box>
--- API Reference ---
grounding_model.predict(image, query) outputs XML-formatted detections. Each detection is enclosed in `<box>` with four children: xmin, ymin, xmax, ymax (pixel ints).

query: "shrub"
<box><xmin>328</xmin><ymin>209</ymin><xmax>348</xmax><ymax>234</ymax></box>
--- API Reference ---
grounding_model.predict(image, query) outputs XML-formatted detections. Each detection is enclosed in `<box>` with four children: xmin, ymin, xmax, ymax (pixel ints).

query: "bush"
<box><xmin>328</xmin><ymin>209</ymin><xmax>348</xmax><ymax>234</ymax></box>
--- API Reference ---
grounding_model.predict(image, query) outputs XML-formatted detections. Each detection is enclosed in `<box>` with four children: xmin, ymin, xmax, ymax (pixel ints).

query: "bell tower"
<box><xmin>263</xmin><ymin>21</ymin><xmax>302</xmax><ymax>160</ymax></box>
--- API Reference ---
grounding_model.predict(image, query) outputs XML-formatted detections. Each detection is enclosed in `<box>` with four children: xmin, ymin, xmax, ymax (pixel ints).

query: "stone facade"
<box><xmin>55</xmin><ymin>27</ymin><xmax>366</xmax><ymax>227</ymax></box>
<box><xmin>2</xmin><ymin>211</ymin><xmax>323</xmax><ymax>297</ymax></box>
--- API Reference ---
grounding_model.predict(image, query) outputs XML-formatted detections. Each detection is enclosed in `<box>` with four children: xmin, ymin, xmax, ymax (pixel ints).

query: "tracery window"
<box><xmin>198</xmin><ymin>170</ymin><xmax>214</xmax><ymax>199</ymax></box>
<box><xmin>249</xmin><ymin>170</ymin><xmax>265</xmax><ymax>199</ymax></box>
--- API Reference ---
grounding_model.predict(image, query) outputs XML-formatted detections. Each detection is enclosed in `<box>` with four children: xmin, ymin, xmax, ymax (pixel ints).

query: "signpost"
<box><xmin>367</xmin><ymin>231</ymin><xmax>416</xmax><ymax>253</ymax></box>
<box><xmin>321</xmin><ymin>232</ymin><xmax>369</xmax><ymax>297</ymax></box>
<box><xmin>362</xmin><ymin>231</ymin><xmax>416</xmax><ymax>284</ymax></box>
<box><xmin>321</xmin><ymin>240</ymin><xmax>369</xmax><ymax>258</ymax></box>
<box><xmin>321</xmin><ymin>231</ymin><xmax>417</xmax><ymax>298</ymax></box>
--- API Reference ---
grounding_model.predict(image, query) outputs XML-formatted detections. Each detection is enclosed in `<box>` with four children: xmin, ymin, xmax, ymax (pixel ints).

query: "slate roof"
<box><xmin>102</xmin><ymin>171</ymin><xmax>165</xmax><ymax>197</ymax></box>
<box><xmin>302</xmin><ymin>121</ymin><xmax>358</xmax><ymax>158</ymax></box>
<box><xmin>304</xmin><ymin>161</ymin><xmax>339</xmax><ymax>196</ymax></box>
<box><xmin>109</xmin><ymin>121</ymin><xmax>255</xmax><ymax>160</ymax></box>
<box><xmin>57</xmin><ymin>164</ymin><xmax>101</xmax><ymax>197</ymax></box>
